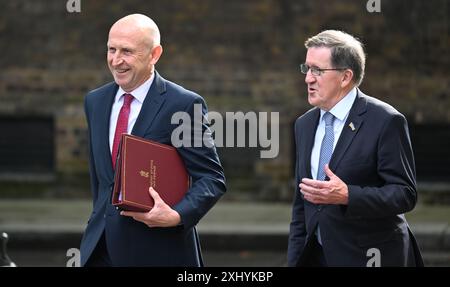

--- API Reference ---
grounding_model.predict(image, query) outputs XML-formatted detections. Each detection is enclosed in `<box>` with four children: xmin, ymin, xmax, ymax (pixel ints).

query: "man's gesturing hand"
<box><xmin>299</xmin><ymin>164</ymin><xmax>349</xmax><ymax>205</ymax></box>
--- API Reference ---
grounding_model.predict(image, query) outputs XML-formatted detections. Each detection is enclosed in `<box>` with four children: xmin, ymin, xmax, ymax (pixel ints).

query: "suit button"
<box><xmin>103</xmin><ymin>214</ymin><xmax>106</xmax><ymax>219</ymax></box>
<box><xmin>317</xmin><ymin>206</ymin><xmax>322</xmax><ymax>211</ymax></box>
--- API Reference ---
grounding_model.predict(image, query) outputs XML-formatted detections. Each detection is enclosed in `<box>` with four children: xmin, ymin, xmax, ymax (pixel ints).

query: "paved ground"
<box><xmin>0</xmin><ymin>199</ymin><xmax>449</xmax><ymax>266</ymax></box>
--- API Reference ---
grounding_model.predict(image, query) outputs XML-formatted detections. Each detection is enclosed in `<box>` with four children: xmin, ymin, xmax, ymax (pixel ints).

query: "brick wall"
<box><xmin>0</xmin><ymin>0</ymin><xmax>448</xmax><ymax>199</ymax></box>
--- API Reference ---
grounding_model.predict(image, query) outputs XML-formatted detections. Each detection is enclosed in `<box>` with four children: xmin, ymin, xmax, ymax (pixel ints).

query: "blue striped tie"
<box><xmin>317</xmin><ymin>112</ymin><xmax>335</xmax><ymax>180</ymax></box>
<box><xmin>315</xmin><ymin>112</ymin><xmax>335</xmax><ymax>245</ymax></box>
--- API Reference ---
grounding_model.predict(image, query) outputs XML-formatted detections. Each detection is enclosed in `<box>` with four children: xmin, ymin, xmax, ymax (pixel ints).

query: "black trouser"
<box><xmin>297</xmin><ymin>235</ymin><xmax>327</xmax><ymax>267</ymax></box>
<box><xmin>85</xmin><ymin>233</ymin><xmax>112</xmax><ymax>267</ymax></box>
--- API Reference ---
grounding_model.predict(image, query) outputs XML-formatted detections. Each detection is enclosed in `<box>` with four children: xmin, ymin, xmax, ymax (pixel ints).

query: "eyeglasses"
<box><xmin>300</xmin><ymin>63</ymin><xmax>347</xmax><ymax>76</ymax></box>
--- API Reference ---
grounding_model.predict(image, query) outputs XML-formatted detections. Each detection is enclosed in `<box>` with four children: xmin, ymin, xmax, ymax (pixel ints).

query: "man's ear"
<box><xmin>341</xmin><ymin>69</ymin><xmax>354</xmax><ymax>88</ymax></box>
<box><xmin>150</xmin><ymin>45</ymin><xmax>163</xmax><ymax>65</ymax></box>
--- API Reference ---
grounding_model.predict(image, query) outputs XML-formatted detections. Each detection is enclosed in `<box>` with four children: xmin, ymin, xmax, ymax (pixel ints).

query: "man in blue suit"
<box><xmin>287</xmin><ymin>30</ymin><xmax>423</xmax><ymax>266</ymax></box>
<box><xmin>80</xmin><ymin>14</ymin><xmax>226</xmax><ymax>266</ymax></box>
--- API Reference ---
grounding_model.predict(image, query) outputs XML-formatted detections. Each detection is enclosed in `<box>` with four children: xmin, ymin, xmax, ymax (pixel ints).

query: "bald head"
<box><xmin>110</xmin><ymin>14</ymin><xmax>161</xmax><ymax>49</ymax></box>
<box><xmin>107</xmin><ymin>14</ymin><xmax>163</xmax><ymax>92</ymax></box>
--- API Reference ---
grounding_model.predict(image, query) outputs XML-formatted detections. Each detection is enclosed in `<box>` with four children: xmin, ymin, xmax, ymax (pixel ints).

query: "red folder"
<box><xmin>112</xmin><ymin>134</ymin><xmax>190</xmax><ymax>212</ymax></box>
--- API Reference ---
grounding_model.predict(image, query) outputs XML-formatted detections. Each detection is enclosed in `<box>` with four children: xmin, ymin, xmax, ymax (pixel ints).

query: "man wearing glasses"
<box><xmin>287</xmin><ymin>30</ymin><xmax>423</xmax><ymax>266</ymax></box>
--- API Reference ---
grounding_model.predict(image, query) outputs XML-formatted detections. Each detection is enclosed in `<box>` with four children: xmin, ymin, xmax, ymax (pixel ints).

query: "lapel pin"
<box><xmin>349</xmin><ymin>122</ymin><xmax>355</xmax><ymax>131</ymax></box>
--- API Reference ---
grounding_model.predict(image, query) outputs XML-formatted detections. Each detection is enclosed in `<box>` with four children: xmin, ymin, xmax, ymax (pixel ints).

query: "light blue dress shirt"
<box><xmin>311</xmin><ymin>88</ymin><xmax>357</xmax><ymax>180</ymax></box>
<box><xmin>311</xmin><ymin>87</ymin><xmax>357</xmax><ymax>244</ymax></box>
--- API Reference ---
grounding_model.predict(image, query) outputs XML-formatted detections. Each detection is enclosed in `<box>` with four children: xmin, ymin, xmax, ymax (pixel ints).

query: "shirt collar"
<box><xmin>320</xmin><ymin>87</ymin><xmax>357</xmax><ymax>122</ymax></box>
<box><xmin>115</xmin><ymin>72</ymin><xmax>155</xmax><ymax>104</ymax></box>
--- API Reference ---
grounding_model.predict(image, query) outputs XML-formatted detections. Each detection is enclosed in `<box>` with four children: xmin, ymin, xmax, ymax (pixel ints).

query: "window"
<box><xmin>0</xmin><ymin>116</ymin><xmax>54</xmax><ymax>173</ymax></box>
<box><xmin>409</xmin><ymin>123</ymin><xmax>450</xmax><ymax>182</ymax></box>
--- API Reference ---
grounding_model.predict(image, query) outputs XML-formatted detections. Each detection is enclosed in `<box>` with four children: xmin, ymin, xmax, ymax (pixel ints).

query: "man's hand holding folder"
<box><xmin>120</xmin><ymin>187</ymin><xmax>182</xmax><ymax>228</ymax></box>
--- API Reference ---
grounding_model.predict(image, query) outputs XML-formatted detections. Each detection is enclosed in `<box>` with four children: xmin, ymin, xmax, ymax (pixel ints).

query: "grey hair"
<box><xmin>305</xmin><ymin>30</ymin><xmax>366</xmax><ymax>86</ymax></box>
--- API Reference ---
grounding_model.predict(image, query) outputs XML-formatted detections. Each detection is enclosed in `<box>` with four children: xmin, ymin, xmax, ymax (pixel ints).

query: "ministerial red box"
<box><xmin>112</xmin><ymin>134</ymin><xmax>189</xmax><ymax>212</ymax></box>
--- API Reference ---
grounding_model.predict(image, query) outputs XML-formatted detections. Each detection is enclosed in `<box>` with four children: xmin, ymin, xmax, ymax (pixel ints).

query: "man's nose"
<box><xmin>111</xmin><ymin>52</ymin><xmax>123</xmax><ymax>66</ymax></box>
<box><xmin>305</xmin><ymin>70</ymin><xmax>315</xmax><ymax>84</ymax></box>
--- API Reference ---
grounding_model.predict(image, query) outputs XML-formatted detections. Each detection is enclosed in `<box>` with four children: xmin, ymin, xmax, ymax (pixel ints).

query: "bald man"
<box><xmin>80</xmin><ymin>14</ymin><xmax>226</xmax><ymax>266</ymax></box>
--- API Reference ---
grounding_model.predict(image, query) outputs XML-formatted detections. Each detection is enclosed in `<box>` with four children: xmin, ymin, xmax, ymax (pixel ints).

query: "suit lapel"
<box><xmin>97</xmin><ymin>83</ymin><xmax>118</xmax><ymax>182</ymax></box>
<box><xmin>131</xmin><ymin>71</ymin><xmax>167</xmax><ymax>137</ymax></box>
<box><xmin>329</xmin><ymin>89</ymin><xmax>367</xmax><ymax>172</ymax></box>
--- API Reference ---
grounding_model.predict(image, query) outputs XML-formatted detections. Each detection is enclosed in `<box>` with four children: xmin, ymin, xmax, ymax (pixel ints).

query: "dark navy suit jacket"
<box><xmin>288</xmin><ymin>90</ymin><xmax>423</xmax><ymax>266</ymax></box>
<box><xmin>80</xmin><ymin>71</ymin><xmax>226</xmax><ymax>266</ymax></box>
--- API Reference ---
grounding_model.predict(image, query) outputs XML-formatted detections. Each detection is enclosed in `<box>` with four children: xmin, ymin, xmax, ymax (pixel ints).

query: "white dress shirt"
<box><xmin>109</xmin><ymin>74</ymin><xmax>155</xmax><ymax>153</ymax></box>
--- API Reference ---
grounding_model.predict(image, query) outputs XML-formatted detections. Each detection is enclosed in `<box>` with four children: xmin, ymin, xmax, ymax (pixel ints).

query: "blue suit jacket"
<box><xmin>288</xmin><ymin>90</ymin><xmax>423</xmax><ymax>266</ymax></box>
<box><xmin>80</xmin><ymin>71</ymin><xmax>226</xmax><ymax>266</ymax></box>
